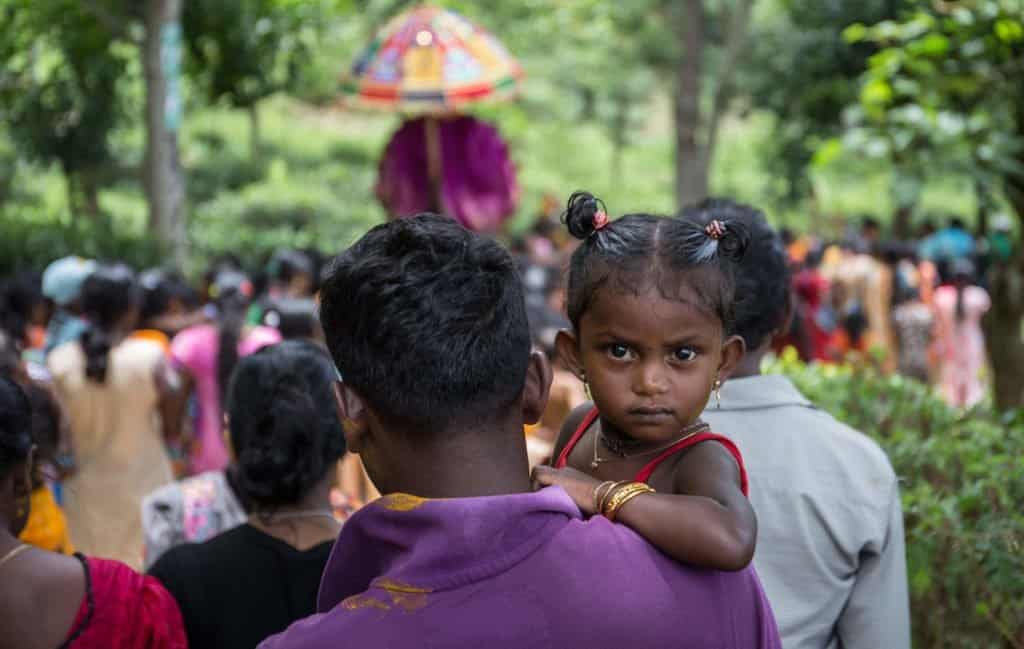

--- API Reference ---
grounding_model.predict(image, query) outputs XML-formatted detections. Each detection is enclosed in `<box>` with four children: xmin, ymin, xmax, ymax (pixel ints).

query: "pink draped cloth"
<box><xmin>376</xmin><ymin>116</ymin><xmax>519</xmax><ymax>232</ymax></box>
<box><xmin>170</xmin><ymin>325</ymin><xmax>282</xmax><ymax>474</ymax></box>
<box><xmin>65</xmin><ymin>556</ymin><xmax>186</xmax><ymax>649</ymax></box>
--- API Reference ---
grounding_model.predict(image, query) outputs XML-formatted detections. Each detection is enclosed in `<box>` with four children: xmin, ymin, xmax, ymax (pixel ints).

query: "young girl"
<box><xmin>533</xmin><ymin>191</ymin><xmax>756</xmax><ymax>571</ymax></box>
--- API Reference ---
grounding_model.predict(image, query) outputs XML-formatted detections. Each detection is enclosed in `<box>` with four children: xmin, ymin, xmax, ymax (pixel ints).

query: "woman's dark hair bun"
<box><xmin>227</xmin><ymin>340</ymin><xmax>345</xmax><ymax>509</ymax></box>
<box><xmin>562</xmin><ymin>191</ymin><xmax>608</xmax><ymax>240</ymax></box>
<box><xmin>234</xmin><ymin>385</ymin><xmax>323</xmax><ymax>506</ymax></box>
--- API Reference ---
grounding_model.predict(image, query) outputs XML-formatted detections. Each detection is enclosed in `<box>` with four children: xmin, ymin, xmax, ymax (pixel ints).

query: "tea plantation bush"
<box><xmin>771</xmin><ymin>350</ymin><xmax>1023</xmax><ymax>648</ymax></box>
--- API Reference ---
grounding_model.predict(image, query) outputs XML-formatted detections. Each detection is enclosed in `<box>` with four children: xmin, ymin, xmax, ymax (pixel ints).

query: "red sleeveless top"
<box><xmin>555</xmin><ymin>408</ymin><xmax>749</xmax><ymax>496</ymax></box>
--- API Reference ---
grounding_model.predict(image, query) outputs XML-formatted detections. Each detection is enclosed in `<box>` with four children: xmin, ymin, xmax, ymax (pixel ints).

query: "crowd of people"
<box><xmin>3</xmin><ymin>190</ymin><xmax>982</xmax><ymax>647</ymax></box>
<box><xmin>779</xmin><ymin>216</ymin><xmax>1006</xmax><ymax>407</ymax></box>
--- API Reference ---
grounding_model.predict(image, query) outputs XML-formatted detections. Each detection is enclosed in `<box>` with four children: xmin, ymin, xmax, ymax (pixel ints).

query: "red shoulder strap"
<box><xmin>634</xmin><ymin>433</ymin><xmax>749</xmax><ymax>497</ymax></box>
<box><xmin>554</xmin><ymin>407</ymin><xmax>600</xmax><ymax>469</ymax></box>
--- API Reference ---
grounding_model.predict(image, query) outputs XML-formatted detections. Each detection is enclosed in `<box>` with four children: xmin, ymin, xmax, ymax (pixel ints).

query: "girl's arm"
<box><xmin>614</xmin><ymin>442</ymin><xmax>757</xmax><ymax>571</ymax></box>
<box><xmin>533</xmin><ymin>441</ymin><xmax>757</xmax><ymax>571</ymax></box>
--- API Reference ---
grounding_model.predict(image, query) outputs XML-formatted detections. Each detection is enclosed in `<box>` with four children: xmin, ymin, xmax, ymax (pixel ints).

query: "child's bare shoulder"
<box><xmin>549</xmin><ymin>402</ymin><xmax>594</xmax><ymax>466</ymax></box>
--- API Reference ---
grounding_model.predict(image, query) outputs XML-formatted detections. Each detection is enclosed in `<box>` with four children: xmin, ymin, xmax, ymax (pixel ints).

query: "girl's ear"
<box><xmin>717</xmin><ymin>335</ymin><xmax>747</xmax><ymax>381</ymax></box>
<box><xmin>555</xmin><ymin>330</ymin><xmax>584</xmax><ymax>380</ymax></box>
<box><xmin>334</xmin><ymin>382</ymin><xmax>370</xmax><ymax>454</ymax></box>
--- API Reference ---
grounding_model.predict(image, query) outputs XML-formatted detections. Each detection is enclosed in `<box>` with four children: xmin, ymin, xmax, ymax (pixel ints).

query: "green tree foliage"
<box><xmin>742</xmin><ymin>0</ymin><xmax>909</xmax><ymax>203</ymax></box>
<box><xmin>0</xmin><ymin>0</ymin><xmax>133</xmax><ymax>216</ymax></box>
<box><xmin>773</xmin><ymin>349</ymin><xmax>1023</xmax><ymax>648</ymax></box>
<box><xmin>845</xmin><ymin>0</ymin><xmax>1024</xmax><ymax>214</ymax></box>
<box><xmin>182</xmin><ymin>0</ymin><xmax>345</xmax><ymax>152</ymax></box>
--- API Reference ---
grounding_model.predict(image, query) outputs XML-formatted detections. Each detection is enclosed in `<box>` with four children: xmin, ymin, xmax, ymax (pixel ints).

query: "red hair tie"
<box><xmin>593</xmin><ymin>210</ymin><xmax>609</xmax><ymax>232</ymax></box>
<box><xmin>704</xmin><ymin>220</ymin><xmax>726</xmax><ymax>240</ymax></box>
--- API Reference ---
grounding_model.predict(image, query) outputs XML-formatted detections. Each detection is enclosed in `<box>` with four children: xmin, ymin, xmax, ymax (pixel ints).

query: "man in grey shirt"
<box><xmin>685</xmin><ymin>200</ymin><xmax>911</xmax><ymax>649</ymax></box>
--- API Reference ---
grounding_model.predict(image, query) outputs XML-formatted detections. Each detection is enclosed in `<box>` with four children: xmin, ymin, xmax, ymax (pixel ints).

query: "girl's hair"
<box><xmin>226</xmin><ymin>340</ymin><xmax>346</xmax><ymax>509</ymax></box>
<box><xmin>563</xmin><ymin>191</ymin><xmax>749</xmax><ymax>332</ymax></box>
<box><xmin>79</xmin><ymin>264</ymin><xmax>140</xmax><ymax>383</ymax></box>
<box><xmin>212</xmin><ymin>270</ymin><xmax>254</xmax><ymax>403</ymax></box>
<box><xmin>0</xmin><ymin>375</ymin><xmax>33</xmax><ymax>479</ymax></box>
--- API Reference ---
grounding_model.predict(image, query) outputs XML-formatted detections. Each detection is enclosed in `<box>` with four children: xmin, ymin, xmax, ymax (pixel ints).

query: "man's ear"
<box><xmin>717</xmin><ymin>335</ymin><xmax>747</xmax><ymax>381</ymax></box>
<box><xmin>522</xmin><ymin>349</ymin><xmax>554</xmax><ymax>426</ymax></box>
<box><xmin>334</xmin><ymin>381</ymin><xmax>369</xmax><ymax>454</ymax></box>
<box><xmin>555</xmin><ymin>329</ymin><xmax>584</xmax><ymax>380</ymax></box>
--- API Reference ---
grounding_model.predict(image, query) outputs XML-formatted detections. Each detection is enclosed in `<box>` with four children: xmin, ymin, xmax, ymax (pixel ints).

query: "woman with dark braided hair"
<box><xmin>933</xmin><ymin>258</ymin><xmax>991</xmax><ymax>407</ymax></box>
<box><xmin>149</xmin><ymin>341</ymin><xmax>345</xmax><ymax>649</ymax></box>
<box><xmin>47</xmin><ymin>264</ymin><xmax>183</xmax><ymax>569</ymax></box>
<box><xmin>169</xmin><ymin>270</ymin><xmax>280</xmax><ymax>475</ymax></box>
<box><xmin>0</xmin><ymin>375</ymin><xmax>187</xmax><ymax>649</ymax></box>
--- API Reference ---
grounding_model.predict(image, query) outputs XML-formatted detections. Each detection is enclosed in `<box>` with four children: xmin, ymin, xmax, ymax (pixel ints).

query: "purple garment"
<box><xmin>260</xmin><ymin>487</ymin><xmax>781</xmax><ymax>649</ymax></box>
<box><xmin>376</xmin><ymin>116</ymin><xmax>520</xmax><ymax>232</ymax></box>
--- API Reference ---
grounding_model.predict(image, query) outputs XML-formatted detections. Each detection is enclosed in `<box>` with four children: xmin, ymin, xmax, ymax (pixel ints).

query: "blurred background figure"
<box><xmin>47</xmin><ymin>264</ymin><xmax>182</xmax><ymax>569</ymax></box>
<box><xmin>933</xmin><ymin>259</ymin><xmax>990</xmax><ymax>407</ymax></box>
<box><xmin>170</xmin><ymin>270</ymin><xmax>281</xmax><ymax>476</ymax></box>
<box><xmin>0</xmin><ymin>375</ymin><xmax>187</xmax><ymax>649</ymax></box>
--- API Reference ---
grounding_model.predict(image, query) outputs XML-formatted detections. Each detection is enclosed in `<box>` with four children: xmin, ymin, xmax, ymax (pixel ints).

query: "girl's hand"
<box><xmin>532</xmin><ymin>465</ymin><xmax>602</xmax><ymax>516</ymax></box>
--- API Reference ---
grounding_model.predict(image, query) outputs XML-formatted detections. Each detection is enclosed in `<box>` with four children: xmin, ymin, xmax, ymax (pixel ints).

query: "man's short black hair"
<box><xmin>319</xmin><ymin>214</ymin><xmax>531</xmax><ymax>433</ymax></box>
<box><xmin>680</xmin><ymin>199</ymin><xmax>790</xmax><ymax>352</ymax></box>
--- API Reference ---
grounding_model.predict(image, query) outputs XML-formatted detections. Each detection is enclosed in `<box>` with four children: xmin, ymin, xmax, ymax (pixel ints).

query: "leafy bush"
<box><xmin>770</xmin><ymin>349</ymin><xmax>1024</xmax><ymax>649</ymax></box>
<box><xmin>0</xmin><ymin>213</ymin><xmax>165</xmax><ymax>276</ymax></box>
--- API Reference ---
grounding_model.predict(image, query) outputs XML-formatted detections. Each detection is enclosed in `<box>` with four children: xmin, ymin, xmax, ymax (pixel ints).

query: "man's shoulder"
<box><xmin>711</xmin><ymin>378</ymin><xmax>896</xmax><ymax>480</ymax></box>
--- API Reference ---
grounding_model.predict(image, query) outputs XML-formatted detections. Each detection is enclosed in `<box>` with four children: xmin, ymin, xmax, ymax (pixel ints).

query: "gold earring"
<box><xmin>342</xmin><ymin>417</ymin><xmax>358</xmax><ymax>436</ymax></box>
<box><xmin>580</xmin><ymin>372</ymin><xmax>593</xmax><ymax>401</ymax></box>
<box><xmin>714</xmin><ymin>379</ymin><xmax>722</xmax><ymax>409</ymax></box>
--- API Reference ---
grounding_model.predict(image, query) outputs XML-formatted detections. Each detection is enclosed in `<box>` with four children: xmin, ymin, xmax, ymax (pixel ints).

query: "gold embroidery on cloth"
<box><xmin>381</xmin><ymin>493</ymin><xmax>428</xmax><ymax>511</ymax></box>
<box><xmin>376</xmin><ymin>578</ymin><xmax>432</xmax><ymax>612</ymax></box>
<box><xmin>341</xmin><ymin>594</ymin><xmax>390</xmax><ymax>611</ymax></box>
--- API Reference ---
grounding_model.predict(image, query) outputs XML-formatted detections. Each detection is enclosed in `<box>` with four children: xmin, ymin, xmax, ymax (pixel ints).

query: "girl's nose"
<box><xmin>634</xmin><ymin>361</ymin><xmax>669</xmax><ymax>396</ymax></box>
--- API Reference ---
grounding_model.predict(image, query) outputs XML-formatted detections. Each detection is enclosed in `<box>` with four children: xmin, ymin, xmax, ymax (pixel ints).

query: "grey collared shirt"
<box><xmin>703</xmin><ymin>374</ymin><xmax>910</xmax><ymax>649</ymax></box>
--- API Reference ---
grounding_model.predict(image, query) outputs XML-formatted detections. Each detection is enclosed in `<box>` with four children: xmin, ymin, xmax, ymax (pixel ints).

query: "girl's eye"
<box><xmin>607</xmin><ymin>344</ymin><xmax>632</xmax><ymax>360</ymax></box>
<box><xmin>673</xmin><ymin>347</ymin><xmax>698</xmax><ymax>362</ymax></box>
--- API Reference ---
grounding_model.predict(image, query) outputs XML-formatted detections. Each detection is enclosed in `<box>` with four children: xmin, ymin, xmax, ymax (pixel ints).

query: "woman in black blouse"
<box><xmin>149</xmin><ymin>340</ymin><xmax>346</xmax><ymax>649</ymax></box>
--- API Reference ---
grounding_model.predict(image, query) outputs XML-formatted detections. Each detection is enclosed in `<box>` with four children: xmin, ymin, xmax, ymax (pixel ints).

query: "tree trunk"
<box><xmin>248</xmin><ymin>102</ymin><xmax>262</xmax><ymax>162</ymax></box>
<box><xmin>984</xmin><ymin>261</ymin><xmax>1024</xmax><ymax>408</ymax></box>
<box><xmin>673</xmin><ymin>0</ymin><xmax>707</xmax><ymax>209</ymax></box>
<box><xmin>143</xmin><ymin>0</ymin><xmax>186</xmax><ymax>267</ymax></box>
<box><xmin>987</xmin><ymin>170</ymin><xmax>1024</xmax><ymax>408</ymax></box>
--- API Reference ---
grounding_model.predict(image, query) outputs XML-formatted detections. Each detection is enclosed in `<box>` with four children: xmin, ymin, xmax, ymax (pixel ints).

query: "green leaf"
<box><xmin>994</xmin><ymin>18</ymin><xmax>1024</xmax><ymax>44</ymax></box>
<box><xmin>843</xmin><ymin>23</ymin><xmax>869</xmax><ymax>44</ymax></box>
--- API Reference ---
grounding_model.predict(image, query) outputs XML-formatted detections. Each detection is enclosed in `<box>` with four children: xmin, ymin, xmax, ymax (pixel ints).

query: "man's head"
<box><xmin>681</xmin><ymin>199</ymin><xmax>790</xmax><ymax>366</ymax></box>
<box><xmin>319</xmin><ymin>215</ymin><xmax>549</xmax><ymax>494</ymax></box>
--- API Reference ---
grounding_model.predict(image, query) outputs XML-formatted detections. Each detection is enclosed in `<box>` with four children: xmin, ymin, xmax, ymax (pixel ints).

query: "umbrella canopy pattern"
<box><xmin>342</xmin><ymin>4</ymin><xmax>524</xmax><ymax>112</ymax></box>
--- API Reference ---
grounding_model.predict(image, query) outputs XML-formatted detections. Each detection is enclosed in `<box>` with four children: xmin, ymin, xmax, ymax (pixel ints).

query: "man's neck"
<box><xmin>381</xmin><ymin>425</ymin><xmax>534</xmax><ymax>499</ymax></box>
<box><xmin>730</xmin><ymin>346</ymin><xmax>770</xmax><ymax>379</ymax></box>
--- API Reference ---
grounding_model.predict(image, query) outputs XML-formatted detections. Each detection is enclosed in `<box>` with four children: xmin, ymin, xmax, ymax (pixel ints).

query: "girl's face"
<box><xmin>559</xmin><ymin>284</ymin><xmax>743</xmax><ymax>444</ymax></box>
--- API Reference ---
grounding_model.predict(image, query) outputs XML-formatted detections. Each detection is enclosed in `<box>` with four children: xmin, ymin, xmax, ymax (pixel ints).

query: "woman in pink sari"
<box><xmin>933</xmin><ymin>259</ymin><xmax>991</xmax><ymax>407</ymax></box>
<box><xmin>171</xmin><ymin>271</ymin><xmax>280</xmax><ymax>475</ymax></box>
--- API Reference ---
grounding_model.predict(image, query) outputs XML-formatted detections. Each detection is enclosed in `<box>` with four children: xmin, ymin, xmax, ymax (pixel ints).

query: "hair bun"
<box><xmin>562</xmin><ymin>191</ymin><xmax>608</xmax><ymax>240</ymax></box>
<box><xmin>717</xmin><ymin>220</ymin><xmax>751</xmax><ymax>262</ymax></box>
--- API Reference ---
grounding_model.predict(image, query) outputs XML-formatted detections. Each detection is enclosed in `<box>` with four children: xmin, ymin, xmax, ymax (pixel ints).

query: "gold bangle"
<box><xmin>598</xmin><ymin>480</ymin><xmax>628</xmax><ymax>514</ymax></box>
<box><xmin>592</xmin><ymin>481</ymin><xmax>615</xmax><ymax>513</ymax></box>
<box><xmin>602</xmin><ymin>482</ymin><xmax>655</xmax><ymax>522</ymax></box>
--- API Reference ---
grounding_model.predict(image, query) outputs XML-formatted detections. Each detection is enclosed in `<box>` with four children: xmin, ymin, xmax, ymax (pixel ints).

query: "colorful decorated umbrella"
<box><xmin>342</xmin><ymin>4</ymin><xmax>523</xmax><ymax>231</ymax></box>
<box><xmin>342</xmin><ymin>4</ymin><xmax>524</xmax><ymax>113</ymax></box>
